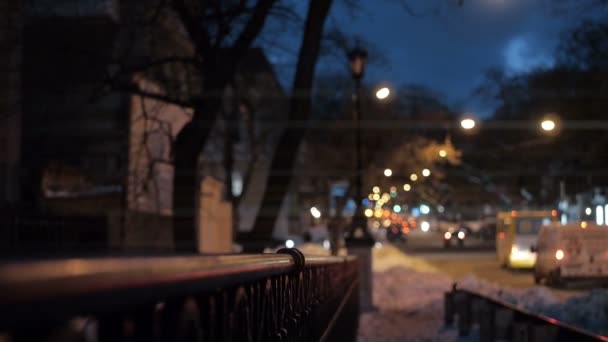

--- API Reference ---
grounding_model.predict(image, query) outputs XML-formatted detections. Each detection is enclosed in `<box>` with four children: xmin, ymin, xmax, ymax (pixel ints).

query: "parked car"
<box><xmin>533</xmin><ymin>221</ymin><xmax>608</xmax><ymax>286</ymax></box>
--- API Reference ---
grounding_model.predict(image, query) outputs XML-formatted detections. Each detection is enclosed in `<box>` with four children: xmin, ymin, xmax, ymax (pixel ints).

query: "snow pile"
<box><xmin>372</xmin><ymin>244</ymin><xmax>440</xmax><ymax>273</ymax></box>
<box><xmin>456</xmin><ymin>275</ymin><xmax>560</xmax><ymax>309</ymax></box>
<box><xmin>358</xmin><ymin>266</ymin><xmax>457</xmax><ymax>341</ymax></box>
<box><xmin>358</xmin><ymin>246</ymin><xmax>459</xmax><ymax>341</ymax></box>
<box><xmin>359</xmin><ymin>245</ymin><xmax>608</xmax><ymax>340</ymax></box>
<box><xmin>456</xmin><ymin>275</ymin><xmax>608</xmax><ymax>336</ymax></box>
<box><xmin>536</xmin><ymin>290</ymin><xmax>608</xmax><ymax>336</ymax></box>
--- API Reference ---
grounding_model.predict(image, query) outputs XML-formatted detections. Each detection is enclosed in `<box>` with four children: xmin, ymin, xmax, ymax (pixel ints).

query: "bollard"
<box><xmin>494</xmin><ymin>308</ymin><xmax>514</xmax><ymax>340</ymax></box>
<box><xmin>348</xmin><ymin>246</ymin><xmax>374</xmax><ymax>312</ymax></box>
<box><xmin>479</xmin><ymin>300</ymin><xmax>494</xmax><ymax>342</ymax></box>
<box><xmin>444</xmin><ymin>292</ymin><xmax>454</xmax><ymax>326</ymax></box>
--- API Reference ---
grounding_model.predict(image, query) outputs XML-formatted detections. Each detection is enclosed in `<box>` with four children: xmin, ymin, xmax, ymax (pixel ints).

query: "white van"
<box><xmin>534</xmin><ymin>221</ymin><xmax>608</xmax><ymax>285</ymax></box>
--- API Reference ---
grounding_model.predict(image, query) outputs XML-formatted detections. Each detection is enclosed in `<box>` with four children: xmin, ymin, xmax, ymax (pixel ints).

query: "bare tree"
<box><xmin>246</xmin><ymin>0</ymin><xmax>334</xmax><ymax>245</ymax></box>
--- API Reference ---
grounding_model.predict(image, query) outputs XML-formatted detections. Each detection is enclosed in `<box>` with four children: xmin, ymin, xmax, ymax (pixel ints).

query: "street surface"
<box><xmin>397</xmin><ymin>230</ymin><xmax>589</xmax><ymax>300</ymax></box>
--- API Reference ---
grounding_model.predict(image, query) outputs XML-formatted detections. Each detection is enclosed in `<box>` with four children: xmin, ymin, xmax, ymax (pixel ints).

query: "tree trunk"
<box><xmin>172</xmin><ymin>75</ymin><xmax>226</xmax><ymax>251</ymax></box>
<box><xmin>246</xmin><ymin>0</ymin><xmax>333</xmax><ymax>245</ymax></box>
<box><xmin>172</xmin><ymin>113</ymin><xmax>215</xmax><ymax>251</ymax></box>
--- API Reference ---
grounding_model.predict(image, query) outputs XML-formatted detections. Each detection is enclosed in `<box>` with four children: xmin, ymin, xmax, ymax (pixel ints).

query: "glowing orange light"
<box><xmin>551</xmin><ymin>210</ymin><xmax>558</xmax><ymax>217</ymax></box>
<box><xmin>511</xmin><ymin>210</ymin><xmax>517</xmax><ymax>217</ymax></box>
<box><xmin>498</xmin><ymin>232</ymin><xmax>506</xmax><ymax>240</ymax></box>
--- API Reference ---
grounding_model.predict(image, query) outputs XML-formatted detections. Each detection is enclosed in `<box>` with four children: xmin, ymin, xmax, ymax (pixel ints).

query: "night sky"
<box><xmin>263</xmin><ymin>0</ymin><xmax>585</xmax><ymax>117</ymax></box>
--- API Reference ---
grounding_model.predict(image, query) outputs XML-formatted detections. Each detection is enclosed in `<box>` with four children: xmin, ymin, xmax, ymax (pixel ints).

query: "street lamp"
<box><xmin>422</xmin><ymin>168</ymin><xmax>431</xmax><ymax>177</ymax></box>
<box><xmin>460</xmin><ymin>117</ymin><xmax>476</xmax><ymax>130</ymax></box>
<box><xmin>344</xmin><ymin>45</ymin><xmax>375</xmax><ymax>246</ymax></box>
<box><xmin>540</xmin><ymin>118</ymin><xmax>556</xmax><ymax>132</ymax></box>
<box><xmin>375</xmin><ymin>87</ymin><xmax>391</xmax><ymax>100</ymax></box>
<box><xmin>384</xmin><ymin>168</ymin><xmax>393</xmax><ymax>177</ymax></box>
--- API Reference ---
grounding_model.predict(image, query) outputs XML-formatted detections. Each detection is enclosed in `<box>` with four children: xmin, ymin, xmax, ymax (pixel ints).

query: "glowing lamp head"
<box><xmin>461</xmin><ymin>118</ymin><xmax>476</xmax><ymax>130</ymax></box>
<box><xmin>555</xmin><ymin>249</ymin><xmax>565</xmax><ymax>260</ymax></box>
<box><xmin>376</xmin><ymin>87</ymin><xmax>391</xmax><ymax>100</ymax></box>
<box><xmin>310</xmin><ymin>207</ymin><xmax>321</xmax><ymax>219</ymax></box>
<box><xmin>541</xmin><ymin>119</ymin><xmax>556</xmax><ymax>132</ymax></box>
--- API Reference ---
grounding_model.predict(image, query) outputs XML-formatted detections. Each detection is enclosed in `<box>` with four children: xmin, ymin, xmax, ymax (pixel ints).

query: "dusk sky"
<box><xmin>263</xmin><ymin>0</ymin><xmax>586</xmax><ymax>117</ymax></box>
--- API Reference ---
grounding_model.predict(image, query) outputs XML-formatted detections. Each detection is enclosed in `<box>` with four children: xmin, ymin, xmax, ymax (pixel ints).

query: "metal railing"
<box><xmin>444</xmin><ymin>284</ymin><xmax>608</xmax><ymax>342</ymax></box>
<box><xmin>0</xmin><ymin>248</ymin><xmax>359</xmax><ymax>342</ymax></box>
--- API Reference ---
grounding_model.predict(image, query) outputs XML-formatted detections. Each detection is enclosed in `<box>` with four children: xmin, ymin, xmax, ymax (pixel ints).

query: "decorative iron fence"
<box><xmin>444</xmin><ymin>285</ymin><xmax>608</xmax><ymax>342</ymax></box>
<box><xmin>0</xmin><ymin>248</ymin><xmax>359</xmax><ymax>341</ymax></box>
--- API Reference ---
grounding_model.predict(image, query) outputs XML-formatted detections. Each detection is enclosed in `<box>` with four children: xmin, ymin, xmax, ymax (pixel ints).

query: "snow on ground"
<box><xmin>372</xmin><ymin>243</ymin><xmax>440</xmax><ymax>273</ymax></box>
<box><xmin>456</xmin><ymin>274</ymin><xmax>608</xmax><ymax>336</ymax></box>
<box><xmin>357</xmin><ymin>244</ymin><xmax>608</xmax><ymax>341</ymax></box>
<box><xmin>359</xmin><ymin>245</ymin><xmax>459</xmax><ymax>341</ymax></box>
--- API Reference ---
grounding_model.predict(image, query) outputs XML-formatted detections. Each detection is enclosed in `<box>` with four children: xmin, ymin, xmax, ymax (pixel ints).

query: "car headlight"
<box><xmin>457</xmin><ymin>231</ymin><xmax>466</xmax><ymax>240</ymax></box>
<box><xmin>444</xmin><ymin>232</ymin><xmax>452</xmax><ymax>240</ymax></box>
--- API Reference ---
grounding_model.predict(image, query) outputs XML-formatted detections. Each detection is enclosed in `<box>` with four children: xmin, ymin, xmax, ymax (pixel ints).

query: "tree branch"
<box><xmin>230</xmin><ymin>0</ymin><xmax>277</xmax><ymax>59</ymax></box>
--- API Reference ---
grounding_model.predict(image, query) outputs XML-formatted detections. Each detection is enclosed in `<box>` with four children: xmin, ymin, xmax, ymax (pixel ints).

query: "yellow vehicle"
<box><xmin>496</xmin><ymin>210</ymin><xmax>558</xmax><ymax>269</ymax></box>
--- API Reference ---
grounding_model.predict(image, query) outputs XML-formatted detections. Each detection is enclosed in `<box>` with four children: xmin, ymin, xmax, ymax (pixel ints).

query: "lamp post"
<box><xmin>345</xmin><ymin>45</ymin><xmax>375</xmax><ymax>312</ymax></box>
<box><xmin>345</xmin><ymin>46</ymin><xmax>375</xmax><ymax>246</ymax></box>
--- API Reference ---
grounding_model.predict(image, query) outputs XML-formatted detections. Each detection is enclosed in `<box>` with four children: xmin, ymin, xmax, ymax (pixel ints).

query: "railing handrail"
<box><xmin>0</xmin><ymin>253</ymin><xmax>355</xmax><ymax>304</ymax></box>
<box><xmin>0</xmin><ymin>250</ymin><xmax>360</xmax><ymax>340</ymax></box>
<box><xmin>455</xmin><ymin>287</ymin><xmax>608</xmax><ymax>341</ymax></box>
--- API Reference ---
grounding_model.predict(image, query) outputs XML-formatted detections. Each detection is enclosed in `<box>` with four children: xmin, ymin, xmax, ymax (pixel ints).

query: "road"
<box><xmin>398</xmin><ymin>231</ymin><xmax>588</xmax><ymax>300</ymax></box>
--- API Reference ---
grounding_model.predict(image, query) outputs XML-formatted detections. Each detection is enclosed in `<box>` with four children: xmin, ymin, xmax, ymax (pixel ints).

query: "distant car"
<box><xmin>387</xmin><ymin>224</ymin><xmax>407</xmax><ymax>244</ymax></box>
<box><xmin>443</xmin><ymin>227</ymin><xmax>467</xmax><ymax>248</ymax></box>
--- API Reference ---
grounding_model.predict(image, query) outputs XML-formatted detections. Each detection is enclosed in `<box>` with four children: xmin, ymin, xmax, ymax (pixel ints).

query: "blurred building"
<box><xmin>8</xmin><ymin>0</ymin><xmax>289</xmax><ymax>252</ymax></box>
